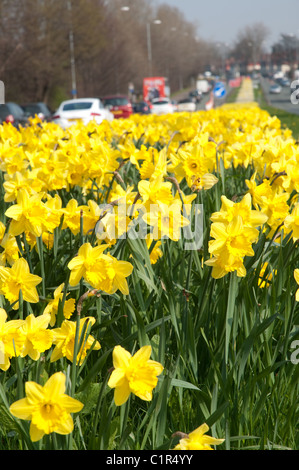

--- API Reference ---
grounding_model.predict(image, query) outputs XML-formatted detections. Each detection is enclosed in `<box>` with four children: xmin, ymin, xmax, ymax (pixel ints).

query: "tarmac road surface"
<box><xmin>260</xmin><ymin>77</ymin><xmax>299</xmax><ymax>115</ymax></box>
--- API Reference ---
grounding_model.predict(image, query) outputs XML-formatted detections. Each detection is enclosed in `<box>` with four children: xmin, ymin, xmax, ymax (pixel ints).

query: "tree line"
<box><xmin>0</xmin><ymin>0</ymin><xmax>223</xmax><ymax>107</ymax></box>
<box><xmin>0</xmin><ymin>0</ymin><xmax>295</xmax><ymax>109</ymax></box>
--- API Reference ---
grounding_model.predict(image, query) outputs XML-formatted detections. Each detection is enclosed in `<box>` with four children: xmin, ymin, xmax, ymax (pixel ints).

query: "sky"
<box><xmin>154</xmin><ymin>0</ymin><xmax>299</xmax><ymax>49</ymax></box>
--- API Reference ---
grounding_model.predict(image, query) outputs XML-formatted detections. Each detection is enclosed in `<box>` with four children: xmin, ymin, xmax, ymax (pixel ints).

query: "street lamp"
<box><xmin>120</xmin><ymin>6</ymin><xmax>161</xmax><ymax>77</ymax></box>
<box><xmin>67</xmin><ymin>0</ymin><xmax>77</xmax><ymax>99</ymax></box>
<box><xmin>147</xmin><ymin>19</ymin><xmax>162</xmax><ymax>77</ymax></box>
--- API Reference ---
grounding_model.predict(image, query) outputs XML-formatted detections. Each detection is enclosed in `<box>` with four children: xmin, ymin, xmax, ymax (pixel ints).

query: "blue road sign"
<box><xmin>213</xmin><ymin>82</ymin><xmax>226</xmax><ymax>98</ymax></box>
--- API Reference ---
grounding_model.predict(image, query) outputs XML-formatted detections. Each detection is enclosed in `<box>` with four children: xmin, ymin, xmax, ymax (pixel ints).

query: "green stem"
<box><xmin>71</xmin><ymin>312</ymin><xmax>81</xmax><ymax>398</ymax></box>
<box><xmin>36</xmin><ymin>236</ymin><xmax>46</xmax><ymax>298</ymax></box>
<box><xmin>22</xmin><ymin>233</ymin><xmax>33</xmax><ymax>273</ymax></box>
<box><xmin>225</xmin><ymin>271</ymin><xmax>239</xmax><ymax>364</ymax></box>
<box><xmin>90</xmin><ymin>371</ymin><xmax>110</xmax><ymax>449</ymax></box>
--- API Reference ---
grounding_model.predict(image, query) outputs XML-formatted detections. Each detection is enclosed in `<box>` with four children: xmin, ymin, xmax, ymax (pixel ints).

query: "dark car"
<box><xmin>132</xmin><ymin>101</ymin><xmax>151</xmax><ymax>115</ymax></box>
<box><xmin>0</xmin><ymin>102</ymin><xmax>29</xmax><ymax>127</ymax></box>
<box><xmin>189</xmin><ymin>90</ymin><xmax>202</xmax><ymax>103</ymax></box>
<box><xmin>101</xmin><ymin>95</ymin><xmax>133</xmax><ymax>119</ymax></box>
<box><xmin>21</xmin><ymin>102</ymin><xmax>53</xmax><ymax>121</ymax></box>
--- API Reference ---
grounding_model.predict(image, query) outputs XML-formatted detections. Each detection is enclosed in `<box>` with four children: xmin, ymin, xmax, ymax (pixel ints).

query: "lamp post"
<box><xmin>120</xmin><ymin>6</ymin><xmax>161</xmax><ymax>77</ymax></box>
<box><xmin>67</xmin><ymin>0</ymin><xmax>77</xmax><ymax>99</ymax></box>
<box><xmin>146</xmin><ymin>19</ymin><xmax>162</xmax><ymax>77</ymax></box>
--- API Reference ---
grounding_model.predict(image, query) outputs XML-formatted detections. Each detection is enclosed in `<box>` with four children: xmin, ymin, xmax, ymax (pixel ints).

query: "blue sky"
<box><xmin>154</xmin><ymin>0</ymin><xmax>299</xmax><ymax>49</ymax></box>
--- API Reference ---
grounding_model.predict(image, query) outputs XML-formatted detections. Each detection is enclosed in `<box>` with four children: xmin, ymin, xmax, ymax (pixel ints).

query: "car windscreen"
<box><xmin>62</xmin><ymin>102</ymin><xmax>93</xmax><ymax>111</ymax></box>
<box><xmin>7</xmin><ymin>103</ymin><xmax>25</xmax><ymax>118</ymax></box>
<box><xmin>23</xmin><ymin>104</ymin><xmax>51</xmax><ymax>116</ymax></box>
<box><xmin>153</xmin><ymin>100</ymin><xmax>169</xmax><ymax>105</ymax></box>
<box><xmin>103</xmin><ymin>98</ymin><xmax>128</xmax><ymax>106</ymax></box>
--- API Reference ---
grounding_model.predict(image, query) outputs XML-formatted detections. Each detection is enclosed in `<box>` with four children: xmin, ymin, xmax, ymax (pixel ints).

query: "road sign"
<box><xmin>213</xmin><ymin>82</ymin><xmax>226</xmax><ymax>98</ymax></box>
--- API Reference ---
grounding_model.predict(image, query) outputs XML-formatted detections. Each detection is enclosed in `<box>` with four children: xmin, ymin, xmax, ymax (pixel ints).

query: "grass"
<box><xmin>225</xmin><ymin>85</ymin><xmax>241</xmax><ymax>104</ymax></box>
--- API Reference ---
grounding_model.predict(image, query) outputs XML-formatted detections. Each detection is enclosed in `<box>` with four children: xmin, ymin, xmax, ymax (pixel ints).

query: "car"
<box><xmin>189</xmin><ymin>90</ymin><xmax>202</xmax><ymax>103</ymax></box>
<box><xmin>269</xmin><ymin>84</ymin><xmax>282</xmax><ymax>94</ymax></box>
<box><xmin>177</xmin><ymin>98</ymin><xmax>197</xmax><ymax>112</ymax></box>
<box><xmin>277</xmin><ymin>77</ymin><xmax>291</xmax><ymax>87</ymax></box>
<box><xmin>51</xmin><ymin>98</ymin><xmax>114</xmax><ymax>128</ymax></box>
<box><xmin>0</xmin><ymin>102</ymin><xmax>29</xmax><ymax>127</ymax></box>
<box><xmin>150</xmin><ymin>97</ymin><xmax>174</xmax><ymax>115</ymax></box>
<box><xmin>132</xmin><ymin>101</ymin><xmax>151</xmax><ymax>114</ymax></box>
<box><xmin>101</xmin><ymin>95</ymin><xmax>133</xmax><ymax>119</ymax></box>
<box><xmin>21</xmin><ymin>102</ymin><xmax>53</xmax><ymax>122</ymax></box>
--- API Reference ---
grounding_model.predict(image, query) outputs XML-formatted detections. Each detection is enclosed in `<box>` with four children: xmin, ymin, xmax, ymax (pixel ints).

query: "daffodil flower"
<box><xmin>0</xmin><ymin>308</ymin><xmax>25</xmax><ymax>371</ymax></box>
<box><xmin>9</xmin><ymin>372</ymin><xmax>84</xmax><ymax>442</ymax></box>
<box><xmin>206</xmin><ymin>215</ymin><xmax>259</xmax><ymax>279</ymax></box>
<box><xmin>18</xmin><ymin>313</ymin><xmax>53</xmax><ymax>361</ymax></box>
<box><xmin>50</xmin><ymin>317</ymin><xmax>101</xmax><ymax>365</ymax></box>
<box><xmin>68</xmin><ymin>242</ymin><xmax>133</xmax><ymax>295</ymax></box>
<box><xmin>173</xmin><ymin>423</ymin><xmax>224</xmax><ymax>450</ymax></box>
<box><xmin>108</xmin><ymin>345</ymin><xmax>163</xmax><ymax>406</ymax></box>
<box><xmin>5</xmin><ymin>188</ymin><xmax>49</xmax><ymax>237</ymax></box>
<box><xmin>43</xmin><ymin>283</ymin><xmax>75</xmax><ymax>326</ymax></box>
<box><xmin>0</xmin><ymin>257</ymin><xmax>42</xmax><ymax>309</ymax></box>
<box><xmin>143</xmin><ymin>202</ymin><xmax>190</xmax><ymax>241</ymax></box>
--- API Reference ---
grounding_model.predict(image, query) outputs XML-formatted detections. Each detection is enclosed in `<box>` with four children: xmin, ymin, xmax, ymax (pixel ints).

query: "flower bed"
<box><xmin>0</xmin><ymin>104</ymin><xmax>298</xmax><ymax>450</ymax></box>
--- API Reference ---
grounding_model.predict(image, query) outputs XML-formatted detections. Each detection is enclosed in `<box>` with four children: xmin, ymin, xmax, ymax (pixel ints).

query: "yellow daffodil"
<box><xmin>43</xmin><ymin>283</ymin><xmax>76</xmax><ymax>326</ymax></box>
<box><xmin>82</xmin><ymin>199</ymin><xmax>102</xmax><ymax>235</ymax></box>
<box><xmin>105</xmin><ymin>255</ymin><xmax>134</xmax><ymax>296</ymax></box>
<box><xmin>145</xmin><ymin>234</ymin><xmax>163</xmax><ymax>264</ymax></box>
<box><xmin>172</xmin><ymin>134</ymin><xmax>217</xmax><ymax>188</ymax></box>
<box><xmin>68</xmin><ymin>242</ymin><xmax>113</xmax><ymax>288</ymax></box>
<box><xmin>96</xmin><ymin>205</ymin><xmax>131</xmax><ymax>243</ymax></box>
<box><xmin>0</xmin><ymin>308</ymin><xmax>25</xmax><ymax>371</ymax></box>
<box><xmin>284</xmin><ymin>203</ymin><xmax>299</xmax><ymax>242</ymax></box>
<box><xmin>190</xmin><ymin>173</ymin><xmax>219</xmax><ymax>192</ymax></box>
<box><xmin>5</xmin><ymin>188</ymin><xmax>49</xmax><ymax>237</ymax></box>
<box><xmin>0</xmin><ymin>257</ymin><xmax>42</xmax><ymax>309</ymax></box>
<box><xmin>0</xmin><ymin>147</ymin><xmax>29</xmax><ymax>175</ymax></box>
<box><xmin>173</xmin><ymin>423</ymin><xmax>224</xmax><ymax>450</ymax></box>
<box><xmin>9</xmin><ymin>372</ymin><xmax>84</xmax><ymax>442</ymax></box>
<box><xmin>68</xmin><ymin>242</ymin><xmax>133</xmax><ymax>295</ymax></box>
<box><xmin>206</xmin><ymin>215</ymin><xmax>260</xmax><ymax>279</ymax></box>
<box><xmin>61</xmin><ymin>199</ymin><xmax>86</xmax><ymax>236</ymax></box>
<box><xmin>18</xmin><ymin>313</ymin><xmax>53</xmax><ymax>361</ymax></box>
<box><xmin>108</xmin><ymin>345</ymin><xmax>163</xmax><ymax>406</ymax></box>
<box><xmin>138</xmin><ymin>177</ymin><xmax>174</xmax><ymax>210</ymax></box>
<box><xmin>50</xmin><ymin>317</ymin><xmax>101</xmax><ymax>365</ymax></box>
<box><xmin>210</xmin><ymin>194</ymin><xmax>268</xmax><ymax>228</ymax></box>
<box><xmin>258</xmin><ymin>262</ymin><xmax>276</xmax><ymax>288</ymax></box>
<box><xmin>143</xmin><ymin>202</ymin><xmax>190</xmax><ymax>241</ymax></box>
<box><xmin>0</xmin><ymin>232</ymin><xmax>20</xmax><ymax>266</ymax></box>
<box><xmin>3</xmin><ymin>170</ymin><xmax>37</xmax><ymax>203</ymax></box>
<box><xmin>43</xmin><ymin>194</ymin><xmax>63</xmax><ymax>233</ymax></box>
<box><xmin>258</xmin><ymin>188</ymin><xmax>290</xmax><ymax>236</ymax></box>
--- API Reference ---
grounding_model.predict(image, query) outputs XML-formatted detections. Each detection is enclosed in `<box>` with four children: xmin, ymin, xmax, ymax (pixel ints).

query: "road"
<box><xmin>171</xmin><ymin>87</ymin><xmax>228</xmax><ymax>112</ymax></box>
<box><xmin>260</xmin><ymin>77</ymin><xmax>299</xmax><ymax>115</ymax></box>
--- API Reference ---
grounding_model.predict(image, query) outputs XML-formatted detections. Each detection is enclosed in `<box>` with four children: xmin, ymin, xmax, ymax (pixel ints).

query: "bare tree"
<box><xmin>231</xmin><ymin>22</ymin><xmax>269</xmax><ymax>68</ymax></box>
<box><xmin>1</xmin><ymin>0</ymin><xmax>260</xmax><ymax>106</ymax></box>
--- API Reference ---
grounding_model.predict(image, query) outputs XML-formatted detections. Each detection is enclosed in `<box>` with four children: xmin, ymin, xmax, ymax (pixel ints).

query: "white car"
<box><xmin>150</xmin><ymin>98</ymin><xmax>174</xmax><ymax>115</ymax></box>
<box><xmin>176</xmin><ymin>99</ymin><xmax>197</xmax><ymax>112</ymax></box>
<box><xmin>52</xmin><ymin>98</ymin><xmax>114</xmax><ymax>128</ymax></box>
